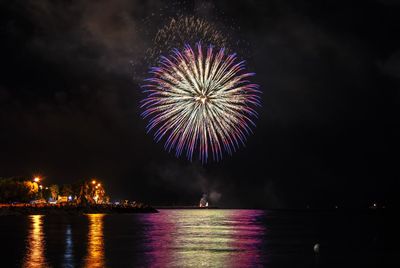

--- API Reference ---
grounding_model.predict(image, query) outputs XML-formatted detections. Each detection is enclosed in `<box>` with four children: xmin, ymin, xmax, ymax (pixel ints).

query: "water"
<box><xmin>0</xmin><ymin>209</ymin><xmax>394</xmax><ymax>267</ymax></box>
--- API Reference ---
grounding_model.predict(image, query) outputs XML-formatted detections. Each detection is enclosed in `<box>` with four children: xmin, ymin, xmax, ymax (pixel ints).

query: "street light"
<box><xmin>33</xmin><ymin>177</ymin><xmax>40</xmax><ymax>183</ymax></box>
<box><xmin>92</xmin><ymin>180</ymin><xmax>96</xmax><ymax>184</ymax></box>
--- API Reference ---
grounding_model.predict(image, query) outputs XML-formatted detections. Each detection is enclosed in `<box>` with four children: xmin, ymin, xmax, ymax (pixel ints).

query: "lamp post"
<box><xmin>33</xmin><ymin>177</ymin><xmax>43</xmax><ymax>200</ymax></box>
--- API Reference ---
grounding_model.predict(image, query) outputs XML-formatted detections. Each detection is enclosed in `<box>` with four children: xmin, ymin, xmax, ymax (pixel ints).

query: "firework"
<box><xmin>141</xmin><ymin>43</ymin><xmax>261</xmax><ymax>162</ymax></box>
<box><xmin>146</xmin><ymin>16</ymin><xmax>229</xmax><ymax>65</ymax></box>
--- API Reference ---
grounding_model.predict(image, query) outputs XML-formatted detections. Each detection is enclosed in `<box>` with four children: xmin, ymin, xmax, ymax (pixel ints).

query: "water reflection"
<box><xmin>63</xmin><ymin>224</ymin><xmax>74</xmax><ymax>266</ymax></box>
<box><xmin>227</xmin><ymin>210</ymin><xmax>266</xmax><ymax>267</ymax></box>
<box><xmin>23</xmin><ymin>215</ymin><xmax>48</xmax><ymax>268</ymax></box>
<box><xmin>143</xmin><ymin>210</ymin><xmax>265</xmax><ymax>267</ymax></box>
<box><xmin>84</xmin><ymin>214</ymin><xmax>105</xmax><ymax>268</ymax></box>
<box><xmin>18</xmin><ymin>210</ymin><xmax>264</xmax><ymax>267</ymax></box>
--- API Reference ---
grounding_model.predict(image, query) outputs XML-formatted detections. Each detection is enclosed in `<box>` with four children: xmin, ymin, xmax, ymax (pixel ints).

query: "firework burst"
<box><xmin>141</xmin><ymin>43</ymin><xmax>261</xmax><ymax>162</ymax></box>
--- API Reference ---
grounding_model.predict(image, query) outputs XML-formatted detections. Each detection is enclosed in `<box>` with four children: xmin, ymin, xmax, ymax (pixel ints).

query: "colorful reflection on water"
<box><xmin>9</xmin><ymin>209</ymin><xmax>386</xmax><ymax>267</ymax></box>
<box><xmin>84</xmin><ymin>214</ymin><xmax>105</xmax><ymax>268</ymax></box>
<box><xmin>19</xmin><ymin>210</ymin><xmax>265</xmax><ymax>267</ymax></box>
<box><xmin>23</xmin><ymin>215</ymin><xmax>48</xmax><ymax>268</ymax></box>
<box><xmin>142</xmin><ymin>209</ymin><xmax>265</xmax><ymax>267</ymax></box>
<box><xmin>227</xmin><ymin>210</ymin><xmax>266</xmax><ymax>267</ymax></box>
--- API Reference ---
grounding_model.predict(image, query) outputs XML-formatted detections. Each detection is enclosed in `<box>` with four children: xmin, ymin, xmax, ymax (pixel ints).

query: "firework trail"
<box><xmin>141</xmin><ymin>43</ymin><xmax>261</xmax><ymax>162</ymax></box>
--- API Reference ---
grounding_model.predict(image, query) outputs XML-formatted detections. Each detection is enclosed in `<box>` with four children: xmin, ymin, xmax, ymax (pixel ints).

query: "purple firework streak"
<box><xmin>141</xmin><ymin>43</ymin><xmax>261</xmax><ymax>163</ymax></box>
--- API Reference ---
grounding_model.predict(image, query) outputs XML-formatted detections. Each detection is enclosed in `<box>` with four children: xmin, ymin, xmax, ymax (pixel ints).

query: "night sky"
<box><xmin>1</xmin><ymin>0</ymin><xmax>399</xmax><ymax>208</ymax></box>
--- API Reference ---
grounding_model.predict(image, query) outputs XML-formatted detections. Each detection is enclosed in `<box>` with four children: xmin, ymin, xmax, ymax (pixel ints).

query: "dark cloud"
<box><xmin>23</xmin><ymin>0</ymin><xmax>151</xmax><ymax>78</ymax></box>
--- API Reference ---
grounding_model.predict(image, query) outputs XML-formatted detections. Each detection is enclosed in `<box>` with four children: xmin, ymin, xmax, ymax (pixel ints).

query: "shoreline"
<box><xmin>0</xmin><ymin>204</ymin><xmax>158</xmax><ymax>216</ymax></box>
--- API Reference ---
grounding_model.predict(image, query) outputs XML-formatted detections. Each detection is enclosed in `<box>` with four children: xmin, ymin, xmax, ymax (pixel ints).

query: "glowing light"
<box><xmin>142</xmin><ymin>43</ymin><xmax>261</xmax><ymax>162</ymax></box>
<box><xmin>92</xmin><ymin>180</ymin><xmax>96</xmax><ymax>185</ymax></box>
<box><xmin>33</xmin><ymin>177</ymin><xmax>40</xmax><ymax>183</ymax></box>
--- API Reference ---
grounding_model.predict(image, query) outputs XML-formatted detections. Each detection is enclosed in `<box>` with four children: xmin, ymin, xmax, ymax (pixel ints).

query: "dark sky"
<box><xmin>1</xmin><ymin>0</ymin><xmax>399</xmax><ymax>208</ymax></box>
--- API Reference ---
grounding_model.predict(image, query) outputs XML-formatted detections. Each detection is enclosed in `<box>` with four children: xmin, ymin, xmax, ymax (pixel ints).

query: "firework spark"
<box><xmin>141</xmin><ymin>43</ymin><xmax>261</xmax><ymax>162</ymax></box>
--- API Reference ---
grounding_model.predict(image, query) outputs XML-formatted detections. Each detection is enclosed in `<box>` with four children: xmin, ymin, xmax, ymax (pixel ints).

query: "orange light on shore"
<box><xmin>33</xmin><ymin>177</ymin><xmax>40</xmax><ymax>183</ymax></box>
<box><xmin>92</xmin><ymin>180</ymin><xmax>96</xmax><ymax>184</ymax></box>
<box><xmin>97</xmin><ymin>183</ymin><xmax>101</xmax><ymax>187</ymax></box>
